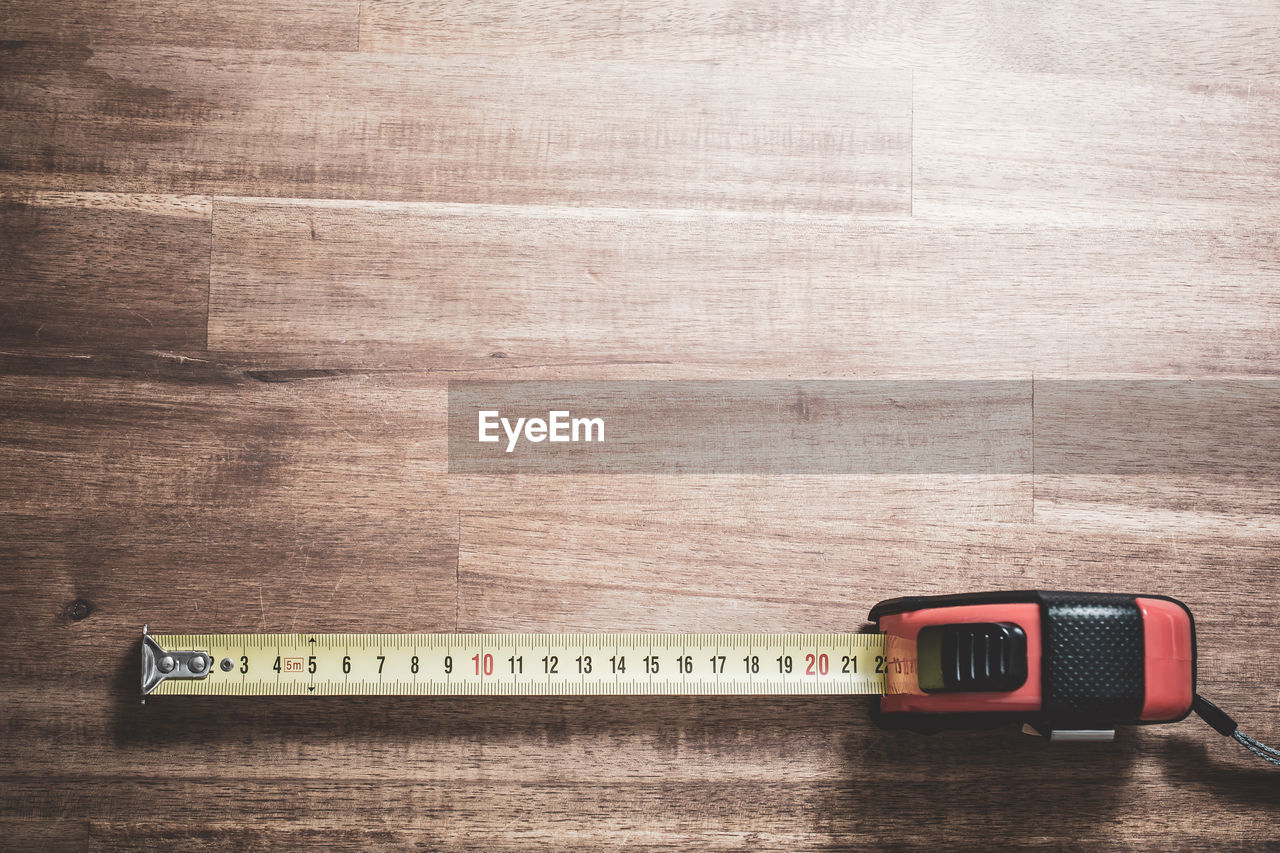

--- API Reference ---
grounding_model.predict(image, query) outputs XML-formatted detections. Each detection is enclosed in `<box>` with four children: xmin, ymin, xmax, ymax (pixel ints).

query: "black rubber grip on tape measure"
<box><xmin>1039</xmin><ymin>592</ymin><xmax>1145</xmax><ymax>728</ymax></box>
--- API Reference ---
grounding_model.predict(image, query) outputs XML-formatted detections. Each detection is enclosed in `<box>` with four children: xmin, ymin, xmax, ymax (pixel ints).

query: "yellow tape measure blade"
<box><xmin>144</xmin><ymin>633</ymin><xmax>888</xmax><ymax>697</ymax></box>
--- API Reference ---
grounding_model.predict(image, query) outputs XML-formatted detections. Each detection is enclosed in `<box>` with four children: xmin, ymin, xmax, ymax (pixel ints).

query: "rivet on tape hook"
<box><xmin>141</xmin><ymin>626</ymin><xmax>211</xmax><ymax>701</ymax></box>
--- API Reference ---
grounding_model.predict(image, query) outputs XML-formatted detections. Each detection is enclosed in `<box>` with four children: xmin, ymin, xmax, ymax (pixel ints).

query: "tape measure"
<box><xmin>142</xmin><ymin>630</ymin><xmax>888</xmax><ymax>697</ymax></box>
<box><xmin>140</xmin><ymin>590</ymin><xmax>1280</xmax><ymax>765</ymax></box>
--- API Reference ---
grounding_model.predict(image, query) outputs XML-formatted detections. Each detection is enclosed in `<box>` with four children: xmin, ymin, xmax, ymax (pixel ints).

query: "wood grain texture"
<box><xmin>210</xmin><ymin>200</ymin><xmax>1032</xmax><ymax>369</ymax></box>
<box><xmin>1</xmin><ymin>1</ymin><xmax>358</xmax><ymax>50</ymax></box>
<box><xmin>0</xmin><ymin>192</ymin><xmax>210</xmax><ymax>350</ymax></box>
<box><xmin>0</xmin><ymin>43</ymin><xmax>910</xmax><ymax>211</ymax></box>
<box><xmin>211</xmin><ymin>198</ymin><xmax>1280</xmax><ymax>373</ymax></box>
<box><xmin>914</xmin><ymin>72</ymin><xmax>1280</xmax><ymax>223</ymax></box>
<box><xmin>3</xmin><ymin>356</ymin><xmax>1278</xmax><ymax>849</ymax></box>
<box><xmin>0</xmin><ymin>355</ymin><xmax>1028</xmax><ymax>521</ymax></box>
<box><xmin>3</xmin><ymin>0</ymin><xmax>1280</xmax><ymax>848</ymax></box>
<box><xmin>361</xmin><ymin>0</ymin><xmax>1280</xmax><ymax>79</ymax></box>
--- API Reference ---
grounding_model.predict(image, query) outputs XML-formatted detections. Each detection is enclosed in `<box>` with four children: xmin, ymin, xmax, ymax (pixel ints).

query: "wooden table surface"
<box><xmin>3</xmin><ymin>2</ymin><xmax>1279</xmax><ymax>849</ymax></box>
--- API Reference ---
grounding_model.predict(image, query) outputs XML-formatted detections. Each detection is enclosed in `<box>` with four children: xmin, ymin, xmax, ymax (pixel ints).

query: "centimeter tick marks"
<box><xmin>146</xmin><ymin>633</ymin><xmax>888</xmax><ymax>696</ymax></box>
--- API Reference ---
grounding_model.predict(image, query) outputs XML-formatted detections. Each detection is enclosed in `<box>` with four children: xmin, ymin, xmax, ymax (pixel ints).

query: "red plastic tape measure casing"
<box><xmin>869</xmin><ymin>591</ymin><xmax>1195</xmax><ymax>733</ymax></box>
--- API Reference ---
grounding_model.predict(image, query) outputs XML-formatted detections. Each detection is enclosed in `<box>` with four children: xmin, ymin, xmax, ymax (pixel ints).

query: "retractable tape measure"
<box><xmin>142</xmin><ymin>589</ymin><xmax>1277</xmax><ymax>764</ymax></box>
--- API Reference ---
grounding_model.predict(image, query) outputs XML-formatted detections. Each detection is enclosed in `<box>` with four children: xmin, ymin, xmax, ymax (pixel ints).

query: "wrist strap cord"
<box><xmin>1193</xmin><ymin>695</ymin><xmax>1280</xmax><ymax>767</ymax></box>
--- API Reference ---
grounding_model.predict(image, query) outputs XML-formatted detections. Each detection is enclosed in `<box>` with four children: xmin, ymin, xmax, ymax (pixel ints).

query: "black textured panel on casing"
<box><xmin>1040</xmin><ymin>592</ymin><xmax>1144</xmax><ymax>727</ymax></box>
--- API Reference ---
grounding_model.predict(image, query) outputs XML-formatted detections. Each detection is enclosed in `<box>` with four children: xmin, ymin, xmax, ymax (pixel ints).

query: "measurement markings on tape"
<box><xmin>142</xmin><ymin>630</ymin><xmax>888</xmax><ymax>697</ymax></box>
